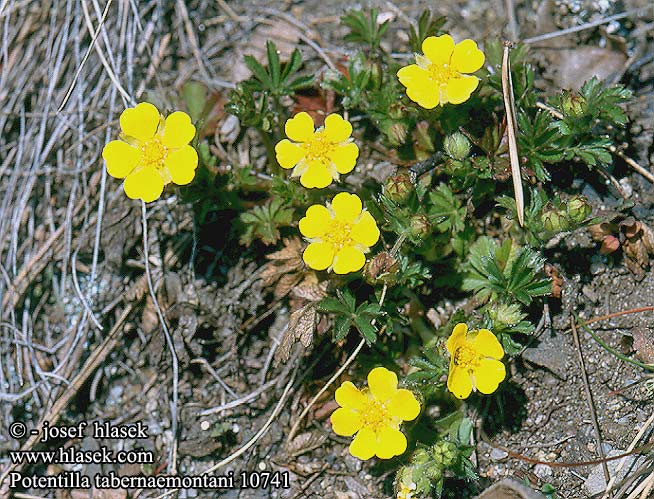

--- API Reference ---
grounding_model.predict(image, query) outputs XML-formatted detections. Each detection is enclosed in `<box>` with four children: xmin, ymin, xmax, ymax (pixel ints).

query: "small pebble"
<box><xmin>534</xmin><ymin>463</ymin><xmax>553</xmax><ymax>478</ymax></box>
<box><xmin>490</xmin><ymin>448</ymin><xmax>509</xmax><ymax>461</ymax></box>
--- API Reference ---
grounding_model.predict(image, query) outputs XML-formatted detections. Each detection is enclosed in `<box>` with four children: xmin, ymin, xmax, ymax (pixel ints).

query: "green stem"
<box><xmin>258</xmin><ymin>130</ymin><xmax>279</xmax><ymax>175</ymax></box>
<box><xmin>574</xmin><ymin>312</ymin><xmax>654</xmax><ymax>371</ymax></box>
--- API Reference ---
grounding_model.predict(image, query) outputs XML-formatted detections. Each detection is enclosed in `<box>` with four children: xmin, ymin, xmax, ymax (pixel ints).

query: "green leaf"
<box><xmin>182</xmin><ymin>81</ymin><xmax>207</xmax><ymax>123</ymax></box>
<box><xmin>409</xmin><ymin>10</ymin><xmax>446</xmax><ymax>52</ymax></box>
<box><xmin>334</xmin><ymin>317</ymin><xmax>352</xmax><ymax>341</ymax></box>
<box><xmin>354</xmin><ymin>316</ymin><xmax>378</xmax><ymax>344</ymax></box>
<box><xmin>266</xmin><ymin>41</ymin><xmax>281</xmax><ymax>89</ymax></box>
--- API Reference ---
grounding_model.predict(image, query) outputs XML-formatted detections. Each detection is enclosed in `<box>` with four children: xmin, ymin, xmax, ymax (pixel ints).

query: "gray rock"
<box><xmin>490</xmin><ymin>448</ymin><xmax>509</xmax><ymax>461</ymax></box>
<box><xmin>475</xmin><ymin>478</ymin><xmax>547</xmax><ymax>499</ymax></box>
<box><xmin>523</xmin><ymin>332</ymin><xmax>570</xmax><ymax>380</ymax></box>
<box><xmin>534</xmin><ymin>464</ymin><xmax>553</xmax><ymax>479</ymax></box>
<box><xmin>585</xmin><ymin>450</ymin><xmax>648</xmax><ymax>495</ymax></box>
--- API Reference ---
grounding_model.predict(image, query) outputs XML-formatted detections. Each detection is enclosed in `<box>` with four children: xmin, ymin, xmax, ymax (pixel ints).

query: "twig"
<box><xmin>198</xmin><ymin>379</ymin><xmax>277</xmax><ymax>416</ymax></box>
<box><xmin>601</xmin><ymin>409</ymin><xmax>654</xmax><ymax>499</ymax></box>
<box><xmin>501</xmin><ymin>42</ymin><xmax>524</xmax><ymax>226</ymax></box>
<box><xmin>522</xmin><ymin>8</ymin><xmax>652</xmax><ymax>45</ymax></box>
<box><xmin>141</xmin><ymin>201</ymin><xmax>179</xmax><ymax>475</ymax></box>
<box><xmin>151</xmin><ymin>371</ymin><xmax>298</xmax><ymax>499</ymax></box>
<box><xmin>570</xmin><ymin>317</ymin><xmax>610</xmax><ymax>486</ymax></box>
<box><xmin>59</xmin><ymin>0</ymin><xmax>113</xmax><ymax>111</ymax></box>
<box><xmin>287</xmin><ymin>284</ymin><xmax>389</xmax><ymax>443</ymax></box>
<box><xmin>536</xmin><ymin>102</ymin><xmax>654</xmax><ymax>184</ymax></box>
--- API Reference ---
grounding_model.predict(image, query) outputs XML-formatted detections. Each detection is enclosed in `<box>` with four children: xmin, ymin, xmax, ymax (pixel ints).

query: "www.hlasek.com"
<box><xmin>6</xmin><ymin>419</ymin><xmax>291</xmax><ymax>491</ymax></box>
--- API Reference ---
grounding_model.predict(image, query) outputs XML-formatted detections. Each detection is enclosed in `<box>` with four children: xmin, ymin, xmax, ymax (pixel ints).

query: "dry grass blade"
<box><xmin>501</xmin><ymin>42</ymin><xmax>524</xmax><ymax>227</ymax></box>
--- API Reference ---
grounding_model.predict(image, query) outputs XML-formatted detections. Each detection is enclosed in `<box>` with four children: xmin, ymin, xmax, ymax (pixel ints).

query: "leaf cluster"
<box><xmin>317</xmin><ymin>289</ymin><xmax>382</xmax><ymax>344</ymax></box>
<box><xmin>239</xmin><ymin>198</ymin><xmax>294</xmax><ymax>246</ymax></box>
<box><xmin>461</xmin><ymin>237</ymin><xmax>551</xmax><ymax>306</ymax></box>
<box><xmin>341</xmin><ymin>8</ymin><xmax>390</xmax><ymax>52</ymax></box>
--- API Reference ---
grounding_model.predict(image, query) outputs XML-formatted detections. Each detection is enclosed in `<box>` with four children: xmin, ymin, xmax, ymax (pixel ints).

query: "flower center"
<box><xmin>428</xmin><ymin>62</ymin><xmax>457</xmax><ymax>85</ymax></box>
<box><xmin>302</xmin><ymin>131</ymin><xmax>335</xmax><ymax>164</ymax></box>
<box><xmin>359</xmin><ymin>390</ymin><xmax>394</xmax><ymax>432</ymax></box>
<box><xmin>323</xmin><ymin>219</ymin><xmax>353</xmax><ymax>250</ymax></box>
<box><xmin>141</xmin><ymin>138</ymin><xmax>168</xmax><ymax>169</ymax></box>
<box><xmin>453</xmin><ymin>345</ymin><xmax>478</xmax><ymax>368</ymax></box>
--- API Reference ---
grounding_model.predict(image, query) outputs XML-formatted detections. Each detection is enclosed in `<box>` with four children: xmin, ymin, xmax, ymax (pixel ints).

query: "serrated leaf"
<box><xmin>354</xmin><ymin>317</ymin><xmax>378</xmax><ymax>344</ymax></box>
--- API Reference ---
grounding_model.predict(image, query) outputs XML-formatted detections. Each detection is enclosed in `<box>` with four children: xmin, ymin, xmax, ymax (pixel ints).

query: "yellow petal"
<box><xmin>451</xmin><ymin>39</ymin><xmax>485</xmax><ymax>73</ymax></box>
<box><xmin>330</xmin><ymin>407</ymin><xmax>362</xmax><ymax>436</ymax></box>
<box><xmin>164</xmin><ymin>145</ymin><xmax>198</xmax><ymax>185</ymax></box>
<box><xmin>445</xmin><ymin>75</ymin><xmax>479</xmax><ymax>104</ymax></box>
<box><xmin>162</xmin><ymin>111</ymin><xmax>196</xmax><ymax>148</ymax></box>
<box><xmin>323</xmin><ymin>114</ymin><xmax>352</xmax><ymax>143</ymax></box>
<box><xmin>300</xmin><ymin>162</ymin><xmax>333</xmax><ymax>188</ymax></box>
<box><xmin>398</xmin><ymin>65</ymin><xmax>440</xmax><ymax>109</ymax></box>
<box><xmin>349</xmin><ymin>427</ymin><xmax>376</xmax><ymax>460</ymax></box>
<box><xmin>335</xmin><ymin>381</ymin><xmax>366</xmax><ymax>410</ymax></box>
<box><xmin>388</xmin><ymin>389</ymin><xmax>420</xmax><ymax>421</ymax></box>
<box><xmin>422</xmin><ymin>35</ymin><xmax>455</xmax><ymax>66</ymax></box>
<box><xmin>123</xmin><ymin>166</ymin><xmax>164</xmax><ymax>203</ymax></box>
<box><xmin>332</xmin><ymin>245</ymin><xmax>366</xmax><ymax>274</ymax></box>
<box><xmin>120</xmin><ymin>102</ymin><xmax>160</xmax><ymax>142</ymax></box>
<box><xmin>285</xmin><ymin>112</ymin><xmax>315</xmax><ymax>142</ymax></box>
<box><xmin>350</xmin><ymin>211</ymin><xmax>380</xmax><ymax>247</ymax></box>
<box><xmin>367</xmin><ymin>367</ymin><xmax>398</xmax><ymax>402</ymax></box>
<box><xmin>275</xmin><ymin>139</ymin><xmax>305</xmax><ymax>169</ymax></box>
<box><xmin>299</xmin><ymin>204</ymin><xmax>331</xmax><ymax>238</ymax></box>
<box><xmin>303</xmin><ymin>242</ymin><xmax>334</xmax><ymax>271</ymax></box>
<box><xmin>447</xmin><ymin>364</ymin><xmax>473</xmax><ymax>399</ymax></box>
<box><xmin>331</xmin><ymin>192</ymin><xmax>362</xmax><ymax>222</ymax></box>
<box><xmin>473</xmin><ymin>358</ymin><xmax>506</xmax><ymax>394</ymax></box>
<box><xmin>473</xmin><ymin>329</ymin><xmax>504</xmax><ymax>360</ymax></box>
<box><xmin>329</xmin><ymin>142</ymin><xmax>359</xmax><ymax>174</ymax></box>
<box><xmin>446</xmin><ymin>323</ymin><xmax>468</xmax><ymax>355</ymax></box>
<box><xmin>376</xmin><ymin>426</ymin><xmax>407</xmax><ymax>459</ymax></box>
<box><xmin>102</xmin><ymin>140</ymin><xmax>141</xmax><ymax>178</ymax></box>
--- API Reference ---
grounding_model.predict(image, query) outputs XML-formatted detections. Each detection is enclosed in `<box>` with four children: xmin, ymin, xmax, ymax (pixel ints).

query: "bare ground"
<box><xmin>1</xmin><ymin>1</ymin><xmax>654</xmax><ymax>499</ymax></box>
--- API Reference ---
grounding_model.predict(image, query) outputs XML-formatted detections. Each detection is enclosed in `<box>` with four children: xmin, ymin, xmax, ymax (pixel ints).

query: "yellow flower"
<box><xmin>275</xmin><ymin>112</ymin><xmax>359</xmax><ymax>188</ymax></box>
<box><xmin>102</xmin><ymin>102</ymin><xmax>198</xmax><ymax>202</ymax></box>
<box><xmin>446</xmin><ymin>323</ymin><xmax>506</xmax><ymax>399</ymax></box>
<box><xmin>331</xmin><ymin>367</ymin><xmax>421</xmax><ymax>460</ymax></box>
<box><xmin>299</xmin><ymin>192</ymin><xmax>379</xmax><ymax>274</ymax></box>
<box><xmin>397</xmin><ymin>482</ymin><xmax>417</xmax><ymax>499</ymax></box>
<box><xmin>397</xmin><ymin>35</ymin><xmax>485</xmax><ymax>108</ymax></box>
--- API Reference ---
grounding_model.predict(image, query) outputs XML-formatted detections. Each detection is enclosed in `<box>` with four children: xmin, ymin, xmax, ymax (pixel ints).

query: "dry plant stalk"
<box><xmin>501</xmin><ymin>42</ymin><xmax>524</xmax><ymax>227</ymax></box>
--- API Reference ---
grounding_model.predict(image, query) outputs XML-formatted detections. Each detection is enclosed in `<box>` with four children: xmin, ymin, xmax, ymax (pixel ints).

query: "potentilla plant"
<box><xmin>101</xmin><ymin>8</ymin><xmax>633</xmax><ymax>499</ymax></box>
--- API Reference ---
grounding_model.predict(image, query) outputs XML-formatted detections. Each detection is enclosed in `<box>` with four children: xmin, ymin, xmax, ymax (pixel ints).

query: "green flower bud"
<box><xmin>387</xmin><ymin>121</ymin><xmax>409</xmax><ymax>146</ymax></box>
<box><xmin>410</xmin><ymin>214</ymin><xmax>431</xmax><ymax>238</ymax></box>
<box><xmin>541</xmin><ymin>209</ymin><xmax>571</xmax><ymax>232</ymax></box>
<box><xmin>562</xmin><ymin>93</ymin><xmax>586</xmax><ymax>117</ymax></box>
<box><xmin>443</xmin><ymin>132</ymin><xmax>471</xmax><ymax>161</ymax></box>
<box><xmin>412</xmin><ymin>448</ymin><xmax>431</xmax><ymax>465</ymax></box>
<box><xmin>424</xmin><ymin>463</ymin><xmax>443</xmax><ymax>481</ymax></box>
<box><xmin>566</xmin><ymin>195</ymin><xmax>591</xmax><ymax>223</ymax></box>
<box><xmin>384</xmin><ymin>173</ymin><xmax>414</xmax><ymax>203</ymax></box>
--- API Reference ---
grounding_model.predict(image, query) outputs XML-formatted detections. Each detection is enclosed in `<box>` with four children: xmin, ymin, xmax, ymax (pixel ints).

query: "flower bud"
<box><xmin>413</xmin><ymin>121</ymin><xmax>434</xmax><ymax>152</ymax></box>
<box><xmin>443</xmin><ymin>132</ymin><xmax>471</xmax><ymax>161</ymax></box>
<box><xmin>385</xmin><ymin>121</ymin><xmax>408</xmax><ymax>146</ymax></box>
<box><xmin>384</xmin><ymin>173</ymin><xmax>414</xmax><ymax>202</ymax></box>
<box><xmin>566</xmin><ymin>195</ymin><xmax>591</xmax><ymax>223</ymax></box>
<box><xmin>562</xmin><ymin>93</ymin><xmax>586</xmax><ymax>117</ymax></box>
<box><xmin>424</xmin><ymin>463</ymin><xmax>443</xmax><ymax>481</ymax></box>
<box><xmin>363</xmin><ymin>251</ymin><xmax>399</xmax><ymax>285</ymax></box>
<box><xmin>412</xmin><ymin>448</ymin><xmax>431</xmax><ymax>465</ymax></box>
<box><xmin>541</xmin><ymin>210</ymin><xmax>570</xmax><ymax>232</ymax></box>
<box><xmin>410</xmin><ymin>214</ymin><xmax>431</xmax><ymax>238</ymax></box>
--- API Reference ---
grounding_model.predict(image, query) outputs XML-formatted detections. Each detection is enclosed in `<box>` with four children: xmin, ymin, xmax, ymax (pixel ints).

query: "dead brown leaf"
<box><xmin>274</xmin><ymin>303</ymin><xmax>317</xmax><ymax>365</ymax></box>
<box><xmin>284</xmin><ymin>431</ymin><xmax>327</xmax><ymax>458</ymax></box>
<box><xmin>544</xmin><ymin>263</ymin><xmax>563</xmax><ymax>299</ymax></box>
